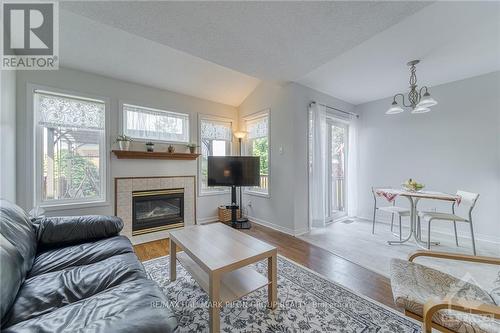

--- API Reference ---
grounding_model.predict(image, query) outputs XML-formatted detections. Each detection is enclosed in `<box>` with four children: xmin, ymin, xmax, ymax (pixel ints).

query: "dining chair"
<box><xmin>372</xmin><ymin>187</ymin><xmax>410</xmax><ymax>240</ymax></box>
<box><xmin>418</xmin><ymin>190</ymin><xmax>479</xmax><ymax>255</ymax></box>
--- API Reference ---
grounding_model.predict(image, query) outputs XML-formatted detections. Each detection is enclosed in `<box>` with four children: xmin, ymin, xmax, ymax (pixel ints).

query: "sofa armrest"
<box><xmin>34</xmin><ymin>215</ymin><xmax>123</xmax><ymax>248</ymax></box>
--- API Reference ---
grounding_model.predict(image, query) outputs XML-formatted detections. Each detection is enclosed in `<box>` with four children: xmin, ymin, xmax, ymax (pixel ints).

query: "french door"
<box><xmin>327</xmin><ymin>119</ymin><xmax>348</xmax><ymax>220</ymax></box>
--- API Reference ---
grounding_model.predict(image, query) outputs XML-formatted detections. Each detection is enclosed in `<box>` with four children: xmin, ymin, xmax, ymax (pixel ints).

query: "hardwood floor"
<box><xmin>133</xmin><ymin>222</ymin><xmax>398</xmax><ymax>310</ymax></box>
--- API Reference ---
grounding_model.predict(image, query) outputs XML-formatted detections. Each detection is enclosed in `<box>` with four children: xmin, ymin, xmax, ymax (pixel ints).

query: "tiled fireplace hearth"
<box><xmin>115</xmin><ymin>176</ymin><xmax>195</xmax><ymax>244</ymax></box>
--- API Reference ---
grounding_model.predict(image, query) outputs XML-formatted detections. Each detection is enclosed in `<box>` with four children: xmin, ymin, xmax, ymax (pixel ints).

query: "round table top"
<box><xmin>376</xmin><ymin>188</ymin><xmax>460</xmax><ymax>202</ymax></box>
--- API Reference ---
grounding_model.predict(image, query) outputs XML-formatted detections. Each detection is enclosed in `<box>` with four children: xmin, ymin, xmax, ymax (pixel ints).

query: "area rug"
<box><xmin>143</xmin><ymin>255</ymin><xmax>420</xmax><ymax>332</ymax></box>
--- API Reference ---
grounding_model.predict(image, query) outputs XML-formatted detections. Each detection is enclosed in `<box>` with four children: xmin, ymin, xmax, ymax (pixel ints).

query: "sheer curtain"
<box><xmin>123</xmin><ymin>104</ymin><xmax>189</xmax><ymax>142</ymax></box>
<box><xmin>308</xmin><ymin>102</ymin><xmax>329</xmax><ymax>228</ymax></box>
<box><xmin>347</xmin><ymin>117</ymin><xmax>359</xmax><ymax>218</ymax></box>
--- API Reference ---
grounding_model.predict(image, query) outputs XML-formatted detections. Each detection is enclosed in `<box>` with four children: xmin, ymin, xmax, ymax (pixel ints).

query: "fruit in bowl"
<box><xmin>402</xmin><ymin>178</ymin><xmax>425</xmax><ymax>192</ymax></box>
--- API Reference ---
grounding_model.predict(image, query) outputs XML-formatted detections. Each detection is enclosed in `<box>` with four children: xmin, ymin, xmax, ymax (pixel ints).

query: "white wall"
<box><xmin>238</xmin><ymin>81</ymin><xmax>354</xmax><ymax>235</ymax></box>
<box><xmin>354</xmin><ymin>71</ymin><xmax>500</xmax><ymax>243</ymax></box>
<box><xmin>0</xmin><ymin>71</ymin><xmax>17</xmax><ymax>202</ymax></box>
<box><xmin>16</xmin><ymin>67</ymin><xmax>238</xmax><ymax>220</ymax></box>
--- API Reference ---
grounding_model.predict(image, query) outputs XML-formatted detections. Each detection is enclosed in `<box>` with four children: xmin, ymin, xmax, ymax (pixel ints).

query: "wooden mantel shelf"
<box><xmin>112</xmin><ymin>150</ymin><xmax>200</xmax><ymax>160</ymax></box>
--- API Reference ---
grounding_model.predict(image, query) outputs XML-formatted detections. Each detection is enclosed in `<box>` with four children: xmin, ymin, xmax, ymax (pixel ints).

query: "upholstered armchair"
<box><xmin>390</xmin><ymin>250</ymin><xmax>500</xmax><ymax>333</ymax></box>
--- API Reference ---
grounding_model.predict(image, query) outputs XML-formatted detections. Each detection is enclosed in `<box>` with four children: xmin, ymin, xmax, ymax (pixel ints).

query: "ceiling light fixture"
<box><xmin>386</xmin><ymin>60</ymin><xmax>437</xmax><ymax>115</ymax></box>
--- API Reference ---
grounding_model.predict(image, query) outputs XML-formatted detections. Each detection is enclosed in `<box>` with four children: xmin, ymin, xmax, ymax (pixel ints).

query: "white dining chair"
<box><xmin>372</xmin><ymin>187</ymin><xmax>410</xmax><ymax>240</ymax></box>
<box><xmin>418</xmin><ymin>190</ymin><xmax>479</xmax><ymax>255</ymax></box>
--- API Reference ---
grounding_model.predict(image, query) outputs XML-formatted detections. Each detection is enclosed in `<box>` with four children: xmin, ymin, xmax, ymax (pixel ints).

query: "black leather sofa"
<box><xmin>0</xmin><ymin>200</ymin><xmax>177</xmax><ymax>333</ymax></box>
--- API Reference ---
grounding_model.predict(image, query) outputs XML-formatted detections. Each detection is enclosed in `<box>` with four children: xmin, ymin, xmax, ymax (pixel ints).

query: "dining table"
<box><xmin>375</xmin><ymin>188</ymin><xmax>462</xmax><ymax>247</ymax></box>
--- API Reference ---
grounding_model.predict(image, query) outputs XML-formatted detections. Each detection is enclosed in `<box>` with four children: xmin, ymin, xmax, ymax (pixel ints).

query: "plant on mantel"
<box><xmin>114</xmin><ymin>135</ymin><xmax>133</xmax><ymax>151</ymax></box>
<box><xmin>186</xmin><ymin>143</ymin><xmax>199</xmax><ymax>154</ymax></box>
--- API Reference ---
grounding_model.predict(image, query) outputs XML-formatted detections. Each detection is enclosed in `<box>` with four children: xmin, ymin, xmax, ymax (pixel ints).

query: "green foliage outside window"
<box><xmin>252</xmin><ymin>137</ymin><xmax>268</xmax><ymax>175</ymax></box>
<box><xmin>51</xmin><ymin>150</ymin><xmax>100</xmax><ymax>199</ymax></box>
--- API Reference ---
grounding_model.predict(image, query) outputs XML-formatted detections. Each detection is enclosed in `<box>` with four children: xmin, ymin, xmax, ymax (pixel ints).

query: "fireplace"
<box><xmin>132</xmin><ymin>188</ymin><xmax>184</xmax><ymax>236</ymax></box>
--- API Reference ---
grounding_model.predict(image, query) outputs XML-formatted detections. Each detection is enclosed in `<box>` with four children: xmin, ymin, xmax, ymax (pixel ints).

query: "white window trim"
<box><xmin>242</xmin><ymin>108</ymin><xmax>271</xmax><ymax>198</ymax></box>
<box><xmin>119</xmin><ymin>101</ymin><xmax>190</xmax><ymax>144</ymax></box>
<box><xmin>197</xmin><ymin>114</ymin><xmax>234</xmax><ymax>197</ymax></box>
<box><xmin>30</xmin><ymin>84</ymin><xmax>111</xmax><ymax>210</ymax></box>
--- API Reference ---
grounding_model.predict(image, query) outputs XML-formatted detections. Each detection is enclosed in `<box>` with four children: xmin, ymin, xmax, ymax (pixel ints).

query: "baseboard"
<box><xmin>246</xmin><ymin>215</ymin><xmax>307</xmax><ymax>236</ymax></box>
<box><xmin>196</xmin><ymin>216</ymin><xmax>218</xmax><ymax>225</ymax></box>
<box><xmin>357</xmin><ymin>215</ymin><xmax>500</xmax><ymax>245</ymax></box>
<box><xmin>294</xmin><ymin>227</ymin><xmax>311</xmax><ymax>236</ymax></box>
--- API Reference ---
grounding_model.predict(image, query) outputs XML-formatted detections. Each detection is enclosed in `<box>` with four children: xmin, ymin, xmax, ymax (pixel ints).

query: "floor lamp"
<box><xmin>233</xmin><ymin>131</ymin><xmax>249</xmax><ymax>227</ymax></box>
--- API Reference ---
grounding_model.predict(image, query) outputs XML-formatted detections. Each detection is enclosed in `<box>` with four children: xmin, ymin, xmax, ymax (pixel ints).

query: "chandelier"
<box><xmin>386</xmin><ymin>60</ymin><xmax>437</xmax><ymax>114</ymax></box>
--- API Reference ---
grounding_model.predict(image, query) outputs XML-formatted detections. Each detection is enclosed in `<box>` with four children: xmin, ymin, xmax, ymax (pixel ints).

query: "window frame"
<box><xmin>32</xmin><ymin>85</ymin><xmax>110</xmax><ymax>210</ymax></box>
<box><xmin>121</xmin><ymin>102</ymin><xmax>190</xmax><ymax>144</ymax></box>
<box><xmin>243</xmin><ymin>109</ymin><xmax>271</xmax><ymax>198</ymax></box>
<box><xmin>197</xmin><ymin>114</ymin><xmax>234</xmax><ymax>197</ymax></box>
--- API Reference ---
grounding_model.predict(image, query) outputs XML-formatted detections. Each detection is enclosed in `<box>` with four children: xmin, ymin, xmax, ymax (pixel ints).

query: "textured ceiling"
<box><xmin>298</xmin><ymin>1</ymin><xmax>500</xmax><ymax>104</ymax></box>
<box><xmin>58</xmin><ymin>10</ymin><xmax>259</xmax><ymax>107</ymax></box>
<box><xmin>61</xmin><ymin>1</ymin><xmax>430</xmax><ymax>82</ymax></box>
<box><xmin>58</xmin><ymin>1</ymin><xmax>499</xmax><ymax>106</ymax></box>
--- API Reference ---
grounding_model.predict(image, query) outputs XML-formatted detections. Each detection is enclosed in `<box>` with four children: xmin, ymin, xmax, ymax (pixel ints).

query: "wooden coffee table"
<box><xmin>169</xmin><ymin>223</ymin><xmax>278</xmax><ymax>333</ymax></box>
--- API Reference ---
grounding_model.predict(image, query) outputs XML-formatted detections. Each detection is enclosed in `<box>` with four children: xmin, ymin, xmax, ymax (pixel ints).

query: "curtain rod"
<box><xmin>311</xmin><ymin>101</ymin><xmax>359</xmax><ymax>118</ymax></box>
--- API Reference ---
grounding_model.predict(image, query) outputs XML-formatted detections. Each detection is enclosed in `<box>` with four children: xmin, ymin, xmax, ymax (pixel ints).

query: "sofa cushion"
<box><xmin>391</xmin><ymin>258</ymin><xmax>499</xmax><ymax>333</ymax></box>
<box><xmin>0</xmin><ymin>235</ymin><xmax>24</xmax><ymax>321</ymax></box>
<box><xmin>0</xmin><ymin>200</ymin><xmax>37</xmax><ymax>277</ymax></box>
<box><xmin>28</xmin><ymin>236</ymin><xmax>133</xmax><ymax>277</ymax></box>
<box><xmin>3</xmin><ymin>253</ymin><xmax>147</xmax><ymax>327</ymax></box>
<box><xmin>2</xmin><ymin>279</ymin><xmax>178</xmax><ymax>333</ymax></box>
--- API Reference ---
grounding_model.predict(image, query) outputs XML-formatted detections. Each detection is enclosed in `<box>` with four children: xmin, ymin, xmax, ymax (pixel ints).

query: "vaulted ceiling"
<box><xmin>59</xmin><ymin>1</ymin><xmax>500</xmax><ymax>106</ymax></box>
<box><xmin>298</xmin><ymin>1</ymin><xmax>500</xmax><ymax>104</ymax></box>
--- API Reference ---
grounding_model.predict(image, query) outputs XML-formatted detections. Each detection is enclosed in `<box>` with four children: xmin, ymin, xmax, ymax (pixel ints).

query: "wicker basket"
<box><xmin>218</xmin><ymin>206</ymin><xmax>241</xmax><ymax>222</ymax></box>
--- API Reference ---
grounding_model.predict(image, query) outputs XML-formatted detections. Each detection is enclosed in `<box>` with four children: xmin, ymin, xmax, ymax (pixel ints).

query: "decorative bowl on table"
<box><xmin>401</xmin><ymin>178</ymin><xmax>425</xmax><ymax>192</ymax></box>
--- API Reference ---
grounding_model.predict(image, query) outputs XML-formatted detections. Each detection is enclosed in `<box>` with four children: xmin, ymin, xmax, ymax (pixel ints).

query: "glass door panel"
<box><xmin>329</xmin><ymin>121</ymin><xmax>348</xmax><ymax>220</ymax></box>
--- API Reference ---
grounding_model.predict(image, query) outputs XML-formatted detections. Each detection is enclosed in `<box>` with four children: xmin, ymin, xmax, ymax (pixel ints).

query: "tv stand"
<box><xmin>227</xmin><ymin>186</ymin><xmax>251</xmax><ymax>229</ymax></box>
<box><xmin>232</xmin><ymin>218</ymin><xmax>250</xmax><ymax>229</ymax></box>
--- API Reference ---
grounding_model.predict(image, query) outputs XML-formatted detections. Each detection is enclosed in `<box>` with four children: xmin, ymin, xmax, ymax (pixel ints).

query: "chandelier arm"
<box><xmin>419</xmin><ymin>86</ymin><xmax>429</xmax><ymax>98</ymax></box>
<box><xmin>394</xmin><ymin>93</ymin><xmax>412</xmax><ymax>108</ymax></box>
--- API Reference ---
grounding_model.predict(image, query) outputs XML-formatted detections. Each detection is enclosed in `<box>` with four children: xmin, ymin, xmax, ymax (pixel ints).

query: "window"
<box><xmin>123</xmin><ymin>104</ymin><xmax>189</xmax><ymax>143</ymax></box>
<box><xmin>244</xmin><ymin>111</ymin><xmax>270</xmax><ymax>195</ymax></box>
<box><xmin>199</xmin><ymin>117</ymin><xmax>232</xmax><ymax>194</ymax></box>
<box><xmin>34</xmin><ymin>90</ymin><xmax>106</xmax><ymax>206</ymax></box>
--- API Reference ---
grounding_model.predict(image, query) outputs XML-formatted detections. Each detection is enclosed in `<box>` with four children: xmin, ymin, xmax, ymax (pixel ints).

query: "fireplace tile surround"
<box><xmin>115</xmin><ymin>176</ymin><xmax>196</xmax><ymax>244</ymax></box>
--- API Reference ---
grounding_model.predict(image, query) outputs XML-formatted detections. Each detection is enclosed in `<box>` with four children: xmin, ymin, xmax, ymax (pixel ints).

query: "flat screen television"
<box><xmin>208</xmin><ymin>156</ymin><xmax>260</xmax><ymax>187</ymax></box>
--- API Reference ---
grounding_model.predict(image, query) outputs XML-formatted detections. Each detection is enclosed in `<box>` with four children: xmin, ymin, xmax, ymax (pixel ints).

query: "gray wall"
<box><xmin>354</xmin><ymin>71</ymin><xmax>500</xmax><ymax>242</ymax></box>
<box><xmin>238</xmin><ymin>81</ymin><xmax>353</xmax><ymax>235</ymax></box>
<box><xmin>16</xmin><ymin>67</ymin><xmax>238</xmax><ymax>220</ymax></box>
<box><xmin>0</xmin><ymin>71</ymin><xmax>17</xmax><ymax>202</ymax></box>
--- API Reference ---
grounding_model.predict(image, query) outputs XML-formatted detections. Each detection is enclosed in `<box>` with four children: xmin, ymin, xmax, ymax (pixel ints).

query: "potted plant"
<box><xmin>115</xmin><ymin>135</ymin><xmax>132</xmax><ymax>151</ymax></box>
<box><xmin>167</xmin><ymin>144</ymin><xmax>175</xmax><ymax>153</ymax></box>
<box><xmin>186</xmin><ymin>143</ymin><xmax>198</xmax><ymax>154</ymax></box>
<box><xmin>146</xmin><ymin>142</ymin><xmax>155</xmax><ymax>152</ymax></box>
